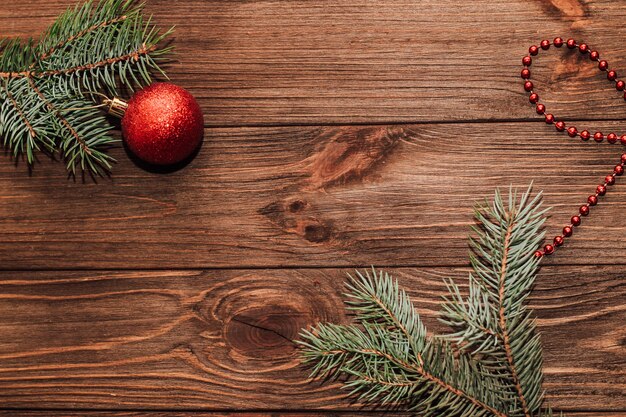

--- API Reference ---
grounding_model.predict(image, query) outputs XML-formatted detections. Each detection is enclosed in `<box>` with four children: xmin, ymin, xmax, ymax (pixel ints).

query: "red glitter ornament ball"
<box><xmin>122</xmin><ymin>83</ymin><xmax>204</xmax><ymax>165</ymax></box>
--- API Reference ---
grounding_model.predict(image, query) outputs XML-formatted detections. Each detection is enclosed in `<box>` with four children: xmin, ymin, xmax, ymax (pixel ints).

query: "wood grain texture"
<box><xmin>0</xmin><ymin>267</ymin><xmax>623</xmax><ymax>411</ymax></box>
<box><xmin>0</xmin><ymin>413</ymin><xmax>623</xmax><ymax>417</ymax></box>
<box><xmin>0</xmin><ymin>0</ymin><xmax>625</xmax><ymax>415</ymax></box>
<box><xmin>4</xmin><ymin>0</ymin><xmax>626</xmax><ymax>126</ymax></box>
<box><xmin>2</xmin><ymin>122</ymin><xmax>626</xmax><ymax>269</ymax></box>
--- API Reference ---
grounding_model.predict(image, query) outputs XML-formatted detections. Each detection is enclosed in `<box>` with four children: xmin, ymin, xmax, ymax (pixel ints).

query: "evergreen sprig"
<box><xmin>299</xmin><ymin>185</ymin><xmax>562</xmax><ymax>417</ymax></box>
<box><xmin>0</xmin><ymin>0</ymin><xmax>172</xmax><ymax>175</ymax></box>
<box><xmin>441</xmin><ymin>186</ymin><xmax>548</xmax><ymax>416</ymax></box>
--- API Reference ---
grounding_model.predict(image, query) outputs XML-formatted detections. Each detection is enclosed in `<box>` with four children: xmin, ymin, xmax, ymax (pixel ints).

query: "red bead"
<box><xmin>615</xmin><ymin>165</ymin><xmax>624</xmax><ymax>176</ymax></box>
<box><xmin>521</xmin><ymin>68</ymin><xmax>531</xmax><ymax>79</ymax></box>
<box><xmin>567</xmin><ymin>127</ymin><xmax>577</xmax><ymax>137</ymax></box>
<box><xmin>529</xmin><ymin>93</ymin><xmax>539</xmax><ymax>104</ymax></box>
<box><xmin>608</xmin><ymin>70</ymin><xmax>617</xmax><ymax>81</ymax></box>
<box><xmin>529</xmin><ymin>45</ymin><xmax>539</xmax><ymax>56</ymax></box>
<box><xmin>599</xmin><ymin>60</ymin><xmax>609</xmax><ymax>71</ymax></box>
<box><xmin>554</xmin><ymin>236</ymin><xmax>564</xmax><ymax>246</ymax></box>
<box><xmin>580</xmin><ymin>130</ymin><xmax>590</xmax><ymax>140</ymax></box>
<box><xmin>536</xmin><ymin>104</ymin><xmax>546</xmax><ymax>114</ymax></box>
<box><xmin>580</xmin><ymin>205</ymin><xmax>590</xmax><ymax>216</ymax></box>
<box><xmin>590</xmin><ymin>50</ymin><xmax>600</xmax><ymax>61</ymax></box>
<box><xmin>544</xmin><ymin>244</ymin><xmax>555</xmax><ymax>255</ymax></box>
<box><xmin>621</xmin><ymin>136</ymin><xmax>626</xmax><ymax>146</ymax></box>
<box><xmin>606</xmin><ymin>175</ymin><xmax>616</xmax><ymax>185</ymax></box>
<box><xmin>594</xmin><ymin>131</ymin><xmax>604</xmax><ymax>142</ymax></box>
<box><xmin>588</xmin><ymin>195</ymin><xmax>598</xmax><ymax>206</ymax></box>
<box><xmin>617</xmin><ymin>81</ymin><xmax>625</xmax><ymax>91</ymax></box>
<box><xmin>524</xmin><ymin>81</ymin><xmax>533</xmax><ymax>92</ymax></box>
<box><xmin>522</xmin><ymin>56</ymin><xmax>532</xmax><ymax>66</ymax></box>
<box><xmin>534</xmin><ymin>250</ymin><xmax>544</xmax><ymax>258</ymax></box>
<box><xmin>563</xmin><ymin>226</ymin><xmax>573</xmax><ymax>237</ymax></box>
<box><xmin>623</xmin><ymin>91</ymin><xmax>626</xmax><ymax>101</ymax></box>
<box><xmin>555</xmin><ymin>121</ymin><xmax>565</xmax><ymax>131</ymax></box>
<box><xmin>545</xmin><ymin>114</ymin><xmax>555</xmax><ymax>124</ymax></box>
<box><xmin>622</xmin><ymin>153</ymin><xmax>626</xmax><ymax>162</ymax></box>
<box><xmin>571</xmin><ymin>215</ymin><xmax>582</xmax><ymax>226</ymax></box>
<box><xmin>566</xmin><ymin>38</ymin><xmax>576</xmax><ymax>49</ymax></box>
<box><xmin>607</xmin><ymin>133</ymin><xmax>618</xmax><ymax>143</ymax></box>
<box><xmin>553</xmin><ymin>37</ymin><xmax>564</xmax><ymax>47</ymax></box>
<box><xmin>540</xmin><ymin>40</ymin><xmax>550</xmax><ymax>50</ymax></box>
<box><xmin>596</xmin><ymin>185</ymin><xmax>607</xmax><ymax>196</ymax></box>
<box><xmin>578</xmin><ymin>43</ymin><xmax>588</xmax><ymax>53</ymax></box>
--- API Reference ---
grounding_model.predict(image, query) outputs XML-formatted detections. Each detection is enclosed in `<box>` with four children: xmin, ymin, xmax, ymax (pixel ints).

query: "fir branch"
<box><xmin>36</xmin><ymin>13</ymin><xmax>130</xmax><ymax>64</ymax></box>
<box><xmin>4</xmin><ymin>82</ymin><xmax>36</xmax><ymax>140</ymax></box>
<box><xmin>0</xmin><ymin>0</ymin><xmax>172</xmax><ymax>174</ymax></box>
<box><xmin>299</xmin><ymin>186</ymin><xmax>560</xmax><ymax>417</ymax></box>
<box><xmin>3</xmin><ymin>43</ymin><xmax>157</xmax><ymax>80</ymax></box>
<box><xmin>345</xmin><ymin>269</ymin><xmax>427</xmax><ymax>364</ymax></box>
<box><xmin>441</xmin><ymin>185</ymin><xmax>548</xmax><ymax>416</ymax></box>
<box><xmin>28</xmin><ymin>77</ymin><xmax>90</xmax><ymax>156</ymax></box>
<box><xmin>0</xmin><ymin>77</ymin><xmax>56</xmax><ymax>163</ymax></box>
<box><xmin>300</xmin><ymin>269</ymin><xmax>512</xmax><ymax>417</ymax></box>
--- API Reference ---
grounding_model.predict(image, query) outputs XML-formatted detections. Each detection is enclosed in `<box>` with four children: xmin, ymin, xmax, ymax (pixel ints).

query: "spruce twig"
<box><xmin>442</xmin><ymin>185</ymin><xmax>548</xmax><ymax>416</ymax></box>
<box><xmin>0</xmin><ymin>0</ymin><xmax>172</xmax><ymax>175</ymax></box>
<box><xmin>300</xmin><ymin>268</ymin><xmax>512</xmax><ymax>416</ymax></box>
<box><xmin>299</xmin><ymin>185</ymin><xmax>561</xmax><ymax>417</ymax></box>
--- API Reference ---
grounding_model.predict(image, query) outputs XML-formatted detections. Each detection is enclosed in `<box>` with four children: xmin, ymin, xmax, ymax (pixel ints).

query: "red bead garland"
<box><xmin>521</xmin><ymin>38</ymin><xmax>626</xmax><ymax>259</ymax></box>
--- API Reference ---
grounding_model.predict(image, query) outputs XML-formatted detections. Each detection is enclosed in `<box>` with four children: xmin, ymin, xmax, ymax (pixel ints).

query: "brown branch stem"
<box><xmin>27</xmin><ymin>77</ymin><xmax>90</xmax><ymax>155</ymax></box>
<box><xmin>323</xmin><ymin>347</ymin><xmax>508</xmax><ymax>417</ymax></box>
<box><xmin>418</xmin><ymin>364</ymin><xmax>507</xmax><ymax>417</ymax></box>
<box><xmin>3</xmin><ymin>82</ymin><xmax>36</xmax><ymax>139</ymax></box>
<box><xmin>364</xmin><ymin>282</ymin><xmax>423</xmax><ymax>366</ymax></box>
<box><xmin>498</xmin><ymin>219</ymin><xmax>531</xmax><ymax>417</ymax></box>
<box><xmin>1</xmin><ymin>44</ymin><xmax>156</xmax><ymax>79</ymax></box>
<box><xmin>35</xmin><ymin>15</ymin><xmax>129</xmax><ymax>65</ymax></box>
<box><xmin>360</xmin><ymin>373</ymin><xmax>415</xmax><ymax>388</ymax></box>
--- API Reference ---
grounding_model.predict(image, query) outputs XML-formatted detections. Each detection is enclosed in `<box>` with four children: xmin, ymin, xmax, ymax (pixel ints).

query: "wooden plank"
<box><xmin>0</xmin><ymin>413</ymin><xmax>622</xmax><ymax>417</ymax></box>
<box><xmin>1</xmin><ymin>122</ymin><xmax>626</xmax><ymax>269</ymax></box>
<box><xmin>4</xmin><ymin>0</ymin><xmax>626</xmax><ymax>126</ymax></box>
<box><xmin>0</xmin><ymin>267</ymin><xmax>623</xmax><ymax>411</ymax></box>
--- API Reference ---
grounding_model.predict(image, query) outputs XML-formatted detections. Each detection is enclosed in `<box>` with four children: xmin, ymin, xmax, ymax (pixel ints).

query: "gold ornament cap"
<box><xmin>104</xmin><ymin>97</ymin><xmax>129</xmax><ymax>118</ymax></box>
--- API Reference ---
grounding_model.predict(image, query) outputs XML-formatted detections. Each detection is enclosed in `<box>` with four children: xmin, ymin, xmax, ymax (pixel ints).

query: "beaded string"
<box><xmin>521</xmin><ymin>37</ymin><xmax>626</xmax><ymax>258</ymax></box>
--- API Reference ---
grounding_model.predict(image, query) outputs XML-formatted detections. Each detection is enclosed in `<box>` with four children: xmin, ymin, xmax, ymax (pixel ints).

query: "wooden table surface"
<box><xmin>1</xmin><ymin>0</ymin><xmax>625</xmax><ymax>416</ymax></box>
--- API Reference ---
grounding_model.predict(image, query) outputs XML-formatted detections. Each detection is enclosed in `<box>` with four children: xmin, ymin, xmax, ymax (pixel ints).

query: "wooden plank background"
<box><xmin>0</xmin><ymin>0</ymin><xmax>624</xmax><ymax>416</ymax></box>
